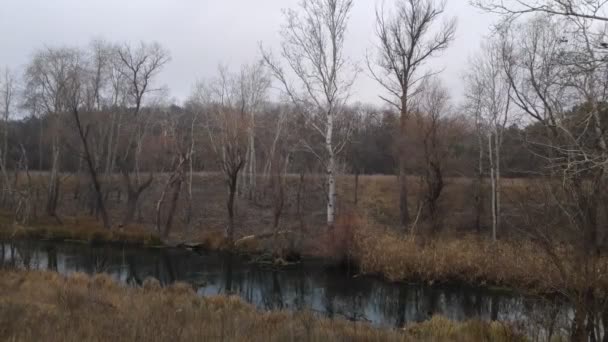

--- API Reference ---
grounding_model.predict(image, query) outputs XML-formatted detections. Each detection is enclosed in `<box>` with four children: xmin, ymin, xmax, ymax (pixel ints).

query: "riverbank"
<box><xmin>351</xmin><ymin>223</ymin><xmax>601</xmax><ymax>294</ymax></box>
<box><xmin>0</xmin><ymin>269</ymin><xmax>525</xmax><ymax>341</ymax></box>
<box><xmin>0</xmin><ymin>212</ymin><xmax>597</xmax><ymax>295</ymax></box>
<box><xmin>0</xmin><ymin>214</ymin><xmax>164</xmax><ymax>247</ymax></box>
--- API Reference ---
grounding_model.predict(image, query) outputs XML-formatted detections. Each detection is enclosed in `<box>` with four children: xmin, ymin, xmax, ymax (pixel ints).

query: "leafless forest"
<box><xmin>1</xmin><ymin>0</ymin><xmax>608</xmax><ymax>340</ymax></box>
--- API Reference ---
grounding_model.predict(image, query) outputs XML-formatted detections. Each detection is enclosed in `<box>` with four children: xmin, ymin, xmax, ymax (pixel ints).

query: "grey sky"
<box><xmin>0</xmin><ymin>0</ymin><xmax>495</xmax><ymax>106</ymax></box>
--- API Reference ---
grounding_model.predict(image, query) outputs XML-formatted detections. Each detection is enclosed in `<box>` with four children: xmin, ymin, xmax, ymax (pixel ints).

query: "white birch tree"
<box><xmin>261</xmin><ymin>0</ymin><xmax>357</xmax><ymax>228</ymax></box>
<box><xmin>465</xmin><ymin>39</ymin><xmax>512</xmax><ymax>241</ymax></box>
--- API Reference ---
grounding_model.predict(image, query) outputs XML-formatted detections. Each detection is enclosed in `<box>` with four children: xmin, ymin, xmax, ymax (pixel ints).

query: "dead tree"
<box><xmin>156</xmin><ymin>153</ymin><xmax>189</xmax><ymax>238</ymax></box>
<box><xmin>479</xmin><ymin>4</ymin><xmax>608</xmax><ymax>340</ymax></box>
<box><xmin>416</xmin><ymin>78</ymin><xmax>450</xmax><ymax>235</ymax></box>
<box><xmin>0</xmin><ymin>67</ymin><xmax>15</xmax><ymax>207</ymax></box>
<box><xmin>155</xmin><ymin>106</ymin><xmax>196</xmax><ymax>238</ymax></box>
<box><xmin>369</xmin><ymin>0</ymin><xmax>456</xmax><ymax>230</ymax></box>
<box><xmin>465</xmin><ymin>38</ymin><xmax>512</xmax><ymax>241</ymax></box>
<box><xmin>192</xmin><ymin>66</ymin><xmax>250</xmax><ymax>244</ymax></box>
<box><xmin>472</xmin><ymin>0</ymin><xmax>608</xmax><ymax>22</ymax></box>
<box><xmin>237</xmin><ymin>62</ymin><xmax>271</xmax><ymax>201</ymax></box>
<box><xmin>115</xmin><ymin>42</ymin><xmax>169</xmax><ymax>226</ymax></box>
<box><xmin>23</xmin><ymin>47</ymin><xmax>79</xmax><ymax>222</ymax></box>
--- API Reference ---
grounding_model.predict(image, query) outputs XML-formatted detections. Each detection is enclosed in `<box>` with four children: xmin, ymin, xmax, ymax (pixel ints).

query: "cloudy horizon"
<box><xmin>1</xmin><ymin>0</ymin><xmax>496</xmax><ymax>108</ymax></box>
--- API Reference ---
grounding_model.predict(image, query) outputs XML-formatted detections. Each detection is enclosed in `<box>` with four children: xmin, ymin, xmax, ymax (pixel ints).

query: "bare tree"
<box><xmin>115</xmin><ymin>42</ymin><xmax>170</xmax><ymax>226</ymax></box>
<box><xmin>192</xmin><ymin>66</ymin><xmax>253</xmax><ymax>244</ymax></box>
<box><xmin>262</xmin><ymin>0</ymin><xmax>357</xmax><ymax>228</ymax></box>
<box><xmin>237</xmin><ymin>62</ymin><xmax>271</xmax><ymax>201</ymax></box>
<box><xmin>64</xmin><ymin>49</ymin><xmax>111</xmax><ymax>229</ymax></box>
<box><xmin>482</xmin><ymin>5</ymin><xmax>608</xmax><ymax>339</ymax></box>
<box><xmin>154</xmin><ymin>107</ymin><xmax>193</xmax><ymax>238</ymax></box>
<box><xmin>369</xmin><ymin>0</ymin><xmax>456</xmax><ymax>229</ymax></box>
<box><xmin>465</xmin><ymin>38</ymin><xmax>513</xmax><ymax>241</ymax></box>
<box><xmin>23</xmin><ymin>48</ymin><xmax>76</xmax><ymax>222</ymax></box>
<box><xmin>23</xmin><ymin>46</ymin><xmax>112</xmax><ymax>228</ymax></box>
<box><xmin>463</xmin><ymin>71</ymin><xmax>486</xmax><ymax>234</ymax></box>
<box><xmin>415</xmin><ymin>78</ymin><xmax>450</xmax><ymax>235</ymax></box>
<box><xmin>472</xmin><ymin>0</ymin><xmax>608</xmax><ymax>22</ymax></box>
<box><xmin>0</xmin><ymin>67</ymin><xmax>15</xmax><ymax>206</ymax></box>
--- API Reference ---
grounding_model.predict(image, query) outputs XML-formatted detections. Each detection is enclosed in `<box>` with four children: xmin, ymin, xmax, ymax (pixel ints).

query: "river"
<box><xmin>0</xmin><ymin>239</ymin><xmax>570</xmax><ymax>336</ymax></box>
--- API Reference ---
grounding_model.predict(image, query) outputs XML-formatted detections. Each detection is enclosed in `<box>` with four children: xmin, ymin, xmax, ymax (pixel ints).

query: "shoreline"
<box><xmin>0</xmin><ymin>268</ymin><xmax>527</xmax><ymax>341</ymax></box>
<box><xmin>0</xmin><ymin>216</ymin><xmax>595</xmax><ymax>298</ymax></box>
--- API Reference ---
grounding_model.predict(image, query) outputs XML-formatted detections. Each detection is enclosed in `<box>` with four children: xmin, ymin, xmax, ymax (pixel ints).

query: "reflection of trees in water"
<box><xmin>125</xmin><ymin>255</ymin><xmax>143</xmax><ymax>286</ymax></box>
<box><xmin>2</xmin><ymin>240</ymin><xmax>579</xmax><ymax>338</ymax></box>
<box><xmin>222</xmin><ymin>253</ymin><xmax>233</xmax><ymax>294</ymax></box>
<box><xmin>16</xmin><ymin>242</ymin><xmax>34</xmax><ymax>269</ymax></box>
<box><xmin>46</xmin><ymin>245</ymin><xmax>57</xmax><ymax>271</ymax></box>
<box><xmin>317</xmin><ymin>272</ymin><xmax>372</xmax><ymax>322</ymax></box>
<box><xmin>89</xmin><ymin>248</ymin><xmax>110</xmax><ymax>274</ymax></box>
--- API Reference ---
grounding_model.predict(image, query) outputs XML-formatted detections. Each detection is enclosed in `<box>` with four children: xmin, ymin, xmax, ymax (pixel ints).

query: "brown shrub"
<box><xmin>351</xmin><ymin>216</ymin><xmax>573</xmax><ymax>292</ymax></box>
<box><xmin>313</xmin><ymin>212</ymin><xmax>359</xmax><ymax>266</ymax></box>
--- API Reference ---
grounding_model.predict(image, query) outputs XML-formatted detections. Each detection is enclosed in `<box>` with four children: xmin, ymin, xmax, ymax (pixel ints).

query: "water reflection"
<box><xmin>0</xmin><ymin>239</ymin><xmax>569</xmax><ymax>333</ymax></box>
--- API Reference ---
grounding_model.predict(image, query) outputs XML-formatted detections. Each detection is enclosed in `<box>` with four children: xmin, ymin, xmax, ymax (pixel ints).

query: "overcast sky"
<box><xmin>0</xmin><ymin>0</ymin><xmax>496</xmax><ymax>106</ymax></box>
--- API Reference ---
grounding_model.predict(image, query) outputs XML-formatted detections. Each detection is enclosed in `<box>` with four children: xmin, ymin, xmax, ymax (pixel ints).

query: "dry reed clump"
<box><xmin>404</xmin><ymin>316</ymin><xmax>526</xmax><ymax>342</ymax></box>
<box><xmin>352</xmin><ymin>221</ymin><xmax>567</xmax><ymax>292</ymax></box>
<box><xmin>0</xmin><ymin>269</ymin><xmax>527</xmax><ymax>342</ymax></box>
<box><xmin>313</xmin><ymin>212</ymin><xmax>359</xmax><ymax>264</ymax></box>
<box><xmin>142</xmin><ymin>277</ymin><xmax>161</xmax><ymax>292</ymax></box>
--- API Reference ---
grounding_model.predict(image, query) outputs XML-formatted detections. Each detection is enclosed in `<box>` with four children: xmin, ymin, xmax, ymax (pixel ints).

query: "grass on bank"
<box><xmin>350</xmin><ymin>220</ymin><xmax>605</xmax><ymax>293</ymax></box>
<box><xmin>0</xmin><ymin>212</ymin><xmax>163</xmax><ymax>247</ymax></box>
<box><xmin>0</xmin><ymin>209</ymin><xmax>598</xmax><ymax>295</ymax></box>
<box><xmin>0</xmin><ymin>269</ymin><xmax>526</xmax><ymax>342</ymax></box>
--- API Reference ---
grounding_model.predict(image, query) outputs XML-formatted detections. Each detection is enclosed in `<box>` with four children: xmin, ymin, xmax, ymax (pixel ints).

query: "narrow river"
<box><xmin>0</xmin><ymin>239</ymin><xmax>570</xmax><ymax>335</ymax></box>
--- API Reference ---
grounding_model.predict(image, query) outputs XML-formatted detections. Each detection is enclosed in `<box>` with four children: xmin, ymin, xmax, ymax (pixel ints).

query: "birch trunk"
<box><xmin>475</xmin><ymin>122</ymin><xmax>484</xmax><ymax>234</ymax></box>
<box><xmin>326</xmin><ymin>110</ymin><xmax>336</xmax><ymax>228</ymax></box>
<box><xmin>494</xmin><ymin>129</ymin><xmax>501</xmax><ymax>235</ymax></box>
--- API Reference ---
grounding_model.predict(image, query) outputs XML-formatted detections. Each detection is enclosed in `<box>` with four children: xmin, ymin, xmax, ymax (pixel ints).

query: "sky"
<box><xmin>0</xmin><ymin>0</ymin><xmax>496</xmax><ymax>106</ymax></box>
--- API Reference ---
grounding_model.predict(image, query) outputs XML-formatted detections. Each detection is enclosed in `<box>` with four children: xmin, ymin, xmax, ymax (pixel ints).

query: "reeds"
<box><xmin>0</xmin><ymin>269</ymin><xmax>526</xmax><ymax>342</ymax></box>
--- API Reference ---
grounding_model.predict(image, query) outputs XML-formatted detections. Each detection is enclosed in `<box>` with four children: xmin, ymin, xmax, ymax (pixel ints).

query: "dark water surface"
<box><xmin>0</xmin><ymin>240</ymin><xmax>569</xmax><ymax>332</ymax></box>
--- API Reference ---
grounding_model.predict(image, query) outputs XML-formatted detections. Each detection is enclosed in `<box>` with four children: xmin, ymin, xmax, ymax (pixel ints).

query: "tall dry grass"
<box><xmin>351</xmin><ymin>216</ymin><xmax>583</xmax><ymax>293</ymax></box>
<box><xmin>0</xmin><ymin>269</ymin><xmax>526</xmax><ymax>342</ymax></box>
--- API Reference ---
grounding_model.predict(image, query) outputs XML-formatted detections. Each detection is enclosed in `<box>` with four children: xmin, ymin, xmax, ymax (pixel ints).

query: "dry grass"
<box><xmin>352</xmin><ymin>219</ymin><xmax>594</xmax><ymax>293</ymax></box>
<box><xmin>0</xmin><ymin>212</ymin><xmax>163</xmax><ymax>247</ymax></box>
<box><xmin>0</xmin><ymin>269</ymin><xmax>526</xmax><ymax>342</ymax></box>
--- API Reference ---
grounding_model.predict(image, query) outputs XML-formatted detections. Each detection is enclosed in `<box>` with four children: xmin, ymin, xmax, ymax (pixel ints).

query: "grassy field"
<box><xmin>1</xmin><ymin>172</ymin><xmax>529</xmax><ymax>243</ymax></box>
<box><xmin>0</xmin><ymin>269</ymin><xmax>527</xmax><ymax>342</ymax></box>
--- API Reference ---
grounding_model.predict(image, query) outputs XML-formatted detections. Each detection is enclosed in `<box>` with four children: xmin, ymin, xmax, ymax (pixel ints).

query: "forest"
<box><xmin>1</xmin><ymin>0</ymin><xmax>608</xmax><ymax>341</ymax></box>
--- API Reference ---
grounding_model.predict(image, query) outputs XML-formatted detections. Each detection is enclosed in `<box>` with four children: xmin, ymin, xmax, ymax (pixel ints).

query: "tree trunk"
<box><xmin>494</xmin><ymin>130</ymin><xmax>501</xmax><ymax>236</ymax></box>
<box><xmin>572</xmin><ymin>302</ymin><xmax>588</xmax><ymax>342</ymax></box>
<box><xmin>354</xmin><ymin>172</ymin><xmax>359</xmax><ymax>206</ymax></box>
<box><xmin>46</xmin><ymin>142</ymin><xmax>61</xmax><ymax>221</ymax></box>
<box><xmin>120</xmin><ymin>170</ymin><xmax>153</xmax><ymax>227</ymax></box>
<box><xmin>474</xmin><ymin>127</ymin><xmax>484</xmax><ymax>234</ymax></box>
<box><xmin>399</xmin><ymin>97</ymin><xmax>411</xmax><ymax>228</ymax></box>
<box><xmin>247</xmin><ymin>113</ymin><xmax>256</xmax><ymax>201</ymax></box>
<box><xmin>326</xmin><ymin>107</ymin><xmax>337</xmax><ymax>228</ymax></box>
<box><xmin>164</xmin><ymin>178</ymin><xmax>182</xmax><ymax>238</ymax></box>
<box><xmin>488</xmin><ymin>132</ymin><xmax>497</xmax><ymax>241</ymax></box>
<box><xmin>226</xmin><ymin>174</ymin><xmax>238</xmax><ymax>244</ymax></box>
<box><xmin>72</xmin><ymin>109</ymin><xmax>111</xmax><ymax>229</ymax></box>
<box><xmin>156</xmin><ymin>156</ymin><xmax>187</xmax><ymax>238</ymax></box>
